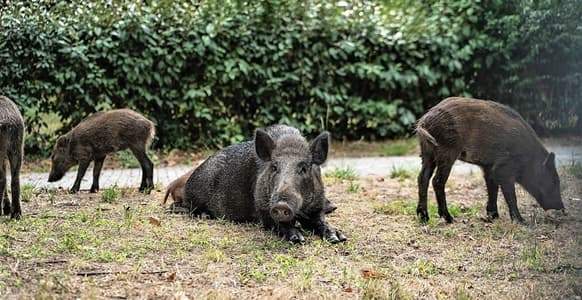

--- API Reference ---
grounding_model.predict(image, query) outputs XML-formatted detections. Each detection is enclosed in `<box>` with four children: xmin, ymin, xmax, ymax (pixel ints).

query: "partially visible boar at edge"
<box><xmin>0</xmin><ymin>96</ymin><xmax>24</xmax><ymax>219</ymax></box>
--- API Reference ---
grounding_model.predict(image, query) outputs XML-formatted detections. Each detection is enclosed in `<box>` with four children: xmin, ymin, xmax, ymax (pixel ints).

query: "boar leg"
<box><xmin>483</xmin><ymin>168</ymin><xmax>499</xmax><ymax>220</ymax></box>
<box><xmin>278</xmin><ymin>224</ymin><xmax>306</xmax><ymax>244</ymax></box>
<box><xmin>417</xmin><ymin>156</ymin><xmax>436</xmax><ymax>222</ymax></box>
<box><xmin>1</xmin><ymin>190</ymin><xmax>9</xmax><ymax>216</ymax></box>
<box><xmin>130</xmin><ymin>147</ymin><xmax>154</xmax><ymax>193</ymax></box>
<box><xmin>70</xmin><ymin>160</ymin><xmax>90</xmax><ymax>194</ymax></box>
<box><xmin>299</xmin><ymin>216</ymin><xmax>347</xmax><ymax>244</ymax></box>
<box><xmin>8</xmin><ymin>148</ymin><xmax>22</xmax><ymax>219</ymax></box>
<box><xmin>500</xmin><ymin>181</ymin><xmax>525</xmax><ymax>223</ymax></box>
<box><xmin>432</xmin><ymin>161</ymin><xmax>454</xmax><ymax>223</ymax></box>
<box><xmin>0</xmin><ymin>159</ymin><xmax>8</xmax><ymax>216</ymax></box>
<box><xmin>90</xmin><ymin>155</ymin><xmax>106</xmax><ymax>193</ymax></box>
<box><xmin>261</xmin><ymin>214</ymin><xmax>305</xmax><ymax>244</ymax></box>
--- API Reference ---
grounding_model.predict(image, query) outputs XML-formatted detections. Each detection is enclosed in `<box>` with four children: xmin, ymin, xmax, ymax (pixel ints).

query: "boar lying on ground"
<box><xmin>176</xmin><ymin>125</ymin><xmax>346</xmax><ymax>244</ymax></box>
<box><xmin>416</xmin><ymin>97</ymin><xmax>564</xmax><ymax>224</ymax></box>
<box><xmin>0</xmin><ymin>96</ymin><xmax>24</xmax><ymax>219</ymax></box>
<box><xmin>48</xmin><ymin>109</ymin><xmax>155</xmax><ymax>194</ymax></box>
<box><xmin>165</xmin><ymin>168</ymin><xmax>339</xmax><ymax>214</ymax></box>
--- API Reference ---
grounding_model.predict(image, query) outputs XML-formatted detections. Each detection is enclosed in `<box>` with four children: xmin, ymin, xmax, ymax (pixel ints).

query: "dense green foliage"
<box><xmin>473</xmin><ymin>0</ymin><xmax>582</xmax><ymax>132</ymax></box>
<box><xmin>0</xmin><ymin>0</ymin><xmax>579</xmax><ymax>154</ymax></box>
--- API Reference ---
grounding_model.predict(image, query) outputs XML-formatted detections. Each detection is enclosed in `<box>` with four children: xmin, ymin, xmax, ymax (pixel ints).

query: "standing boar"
<box><xmin>0</xmin><ymin>96</ymin><xmax>24</xmax><ymax>219</ymax></box>
<box><xmin>164</xmin><ymin>169</ymin><xmax>194</xmax><ymax>206</ymax></box>
<box><xmin>416</xmin><ymin>97</ymin><xmax>564</xmax><ymax>224</ymax></box>
<box><xmin>179</xmin><ymin>125</ymin><xmax>346</xmax><ymax>244</ymax></box>
<box><xmin>48</xmin><ymin>109</ymin><xmax>155</xmax><ymax>193</ymax></box>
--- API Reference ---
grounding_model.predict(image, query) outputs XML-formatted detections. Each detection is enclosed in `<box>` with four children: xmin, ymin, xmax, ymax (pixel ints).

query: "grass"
<box><xmin>20</xmin><ymin>184</ymin><xmax>36</xmax><ymax>203</ymax></box>
<box><xmin>114</xmin><ymin>149</ymin><xmax>160</xmax><ymax>169</ymax></box>
<box><xmin>565</xmin><ymin>160</ymin><xmax>582</xmax><ymax>179</ymax></box>
<box><xmin>0</xmin><ymin>169</ymin><xmax>580</xmax><ymax>299</ymax></box>
<box><xmin>374</xmin><ymin>198</ymin><xmax>481</xmax><ymax>224</ymax></box>
<box><xmin>389</xmin><ymin>166</ymin><xmax>416</xmax><ymax>181</ymax></box>
<box><xmin>380</xmin><ymin>138</ymin><xmax>417</xmax><ymax>156</ymax></box>
<box><xmin>347</xmin><ymin>181</ymin><xmax>360</xmax><ymax>193</ymax></box>
<box><xmin>101</xmin><ymin>185</ymin><xmax>121</xmax><ymax>203</ymax></box>
<box><xmin>406</xmin><ymin>259</ymin><xmax>439</xmax><ymax>278</ymax></box>
<box><xmin>520</xmin><ymin>244</ymin><xmax>544</xmax><ymax>271</ymax></box>
<box><xmin>325</xmin><ymin>166</ymin><xmax>358</xmax><ymax>181</ymax></box>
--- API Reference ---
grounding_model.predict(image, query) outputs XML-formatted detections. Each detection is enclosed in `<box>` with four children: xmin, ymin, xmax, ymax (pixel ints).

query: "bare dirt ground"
<box><xmin>1</xmin><ymin>167</ymin><xmax>580</xmax><ymax>299</ymax></box>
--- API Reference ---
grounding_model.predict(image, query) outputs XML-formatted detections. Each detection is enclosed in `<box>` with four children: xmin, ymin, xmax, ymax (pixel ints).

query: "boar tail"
<box><xmin>163</xmin><ymin>187</ymin><xmax>171</xmax><ymax>204</ymax></box>
<box><xmin>163</xmin><ymin>182</ymin><xmax>174</xmax><ymax>205</ymax></box>
<box><xmin>146</xmin><ymin>124</ymin><xmax>156</xmax><ymax>148</ymax></box>
<box><xmin>416</xmin><ymin>126</ymin><xmax>439</xmax><ymax>146</ymax></box>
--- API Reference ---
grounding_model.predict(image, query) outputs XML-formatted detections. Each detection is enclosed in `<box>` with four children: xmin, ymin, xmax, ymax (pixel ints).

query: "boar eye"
<box><xmin>298</xmin><ymin>164</ymin><xmax>309</xmax><ymax>175</ymax></box>
<box><xmin>271</xmin><ymin>163</ymin><xmax>278</xmax><ymax>173</ymax></box>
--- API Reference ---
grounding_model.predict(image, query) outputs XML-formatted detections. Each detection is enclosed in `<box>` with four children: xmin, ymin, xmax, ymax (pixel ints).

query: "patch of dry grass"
<box><xmin>0</xmin><ymin>171</ymin><xmax>580</xmax><ymax>299</ymax></box>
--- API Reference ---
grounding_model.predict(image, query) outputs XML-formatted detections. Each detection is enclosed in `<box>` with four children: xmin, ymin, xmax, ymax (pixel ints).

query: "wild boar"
<box><xmin>48</xmin><ymin>109</ymin><xmax>155</xmax><ymax>193</ymax></box>
<box><xmin>416</xmin><ymin>97</ymin><xmax>564</xmax><ymax>223</ymax></box>
<box><xmin>178</xmin><ymin>125</ymin><xmax>347</xmax><ymax>244</ymax></box>
<box><xmin>163</xmin><ymin>169</ymin><xmax>194</xmax><ymax>206</ymax></box>
<box><xmin>0</xmin><ymin>96</ymin><xmax>24</xmax><ymax>219</ymax></box>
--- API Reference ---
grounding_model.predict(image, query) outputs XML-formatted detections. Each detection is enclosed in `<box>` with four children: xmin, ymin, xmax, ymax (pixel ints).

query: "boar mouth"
<box><xmin>48</xmin><ymin>172</ymin><xmax>64</xmax><ymax>182</ymax></box>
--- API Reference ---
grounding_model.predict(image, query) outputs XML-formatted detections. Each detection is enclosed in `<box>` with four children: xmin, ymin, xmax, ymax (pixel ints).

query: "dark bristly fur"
<box><xmin>0</xmin><ymin>96</ymin><xmax>24</xmax><ymax>219</ymax></box>
<box><xmin>48</xmin><ymin>109</ymin><xmax>155</xmax><ymax>194</ymax></box>
<box><xmin>180</xmin><ymin>125</ymin><xmax>346</xmax><ymax>244</ymax></box>
<box><xmin>416</xmin><ymin>97</ymin><xmax>564</xmax><ymax>224</ymax></box>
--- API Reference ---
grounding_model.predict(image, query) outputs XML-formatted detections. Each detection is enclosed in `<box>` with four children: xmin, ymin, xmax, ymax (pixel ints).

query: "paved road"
<box><xmin>17</xmin><ymin>141</ymin><xmax>580</xmax><ymax>190</ymax></box>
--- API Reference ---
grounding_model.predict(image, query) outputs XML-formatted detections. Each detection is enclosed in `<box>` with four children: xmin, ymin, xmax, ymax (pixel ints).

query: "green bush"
<box><xmin>472</xmin><ymin>0</ymin><xmax>582</xmax><ymax>132</ymax></box>
<box><xmin>0</xmin><ymin>0</ymin><xmax>487</xmax><ymax>153</ymax></box>
<box><xmin>0</xmin><ymin>0</ymin><xmax>578</xmax><ymax>155</ymax></box>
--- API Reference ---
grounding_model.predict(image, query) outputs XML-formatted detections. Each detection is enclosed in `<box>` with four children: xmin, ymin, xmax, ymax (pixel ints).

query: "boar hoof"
<box><xmin>416</xmin><ymin>208</ymin><xmax>429</xmax><ymax>223</ymax></box>
<box><xmin>139</xmin><ymin>186</ymin><xmax>153</xmax><ymax>194</ymax></box>
<box><xmin>2</xmin><ymin>204</ymin><xmax>10</xmax><ymax>216</ymax></box>
<box><xmin>438</xmin><ymin>209</ymin><xmax>453</xmax><ymax>223</ymax></box>
<box><xmin>69</xmin><ymin>187</ymin><xmax>79</xmax><ymax>194</ymax></box>
<box><xmin>90</xmin><ymin>186</ymin><xmax>99</xmax><ymax>193</ymax></box>
<box><xmin>286</xmin><ymin>229</ymin><xmax>305</xmax><ymax>244</ymax></box>
<box><xmin>511</xmin><ymin>216</ymin><xmax>526</xmax><ymax>225</ymax></box>
<box><xmin>485</xmin><ymin>211</ymin><xmax>499</xmax><ymax>222</ymax></box>
<box><xmin>10</xmin><ymin>210</ymin><xmax>21</xmax><ymax>220</ymax></box>
<box><xmin>324</xmin><ymin>228</ymin><xmax>347</xmax><ymax>244</ymax></box>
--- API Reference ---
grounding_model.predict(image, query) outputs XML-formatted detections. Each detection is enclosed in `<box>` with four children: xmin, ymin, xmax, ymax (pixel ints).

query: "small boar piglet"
<box><xmin>164</xmin><ymin>169</ymin><xmax>194</xmax><ymax>205</ymax></box>
<box><xmin>181</xmin><ymin>125</ymin><xmax>346</xmax><ymax>244</ymax></box>
<box><xmin>0</xmin><ymin>96</ymin><xmax>24</xmax><ymax>219</ymax></box>
<box><xmin>48</xmin><ymin>109</ymin><xmax>155</xmax><ymax>194</ymax></box>
<box><xmin>416</xmin><ymin>97</ymin><xmax>564</xmax><ymax>224</ymax></box>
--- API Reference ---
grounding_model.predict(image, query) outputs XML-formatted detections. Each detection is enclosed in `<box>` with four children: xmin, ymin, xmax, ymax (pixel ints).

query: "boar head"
<box><xmin>254</xmin><ymin>129</ymin><xmax>329</xmax><ymax>223</ymax></box>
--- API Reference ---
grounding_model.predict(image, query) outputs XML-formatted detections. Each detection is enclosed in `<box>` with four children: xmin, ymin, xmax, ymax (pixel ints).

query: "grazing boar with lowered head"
<box><xmin>48</xmin><ymin>109</ymin><xmax>155</xmax><ymax>193</ymax></box>
<box><xmin>0</xmin><ymin>96</ymin><xmax>24</xmax><ymax>219</ymax></box>
<box><xmin>415</xmin><ymin>97</ymin><xmax>564</xmax><ymax>224</ymax></box>
<box><xmin>178</xmin><ymin>125</ymin><xmax>346</xmax><ymax>244</ymax></box>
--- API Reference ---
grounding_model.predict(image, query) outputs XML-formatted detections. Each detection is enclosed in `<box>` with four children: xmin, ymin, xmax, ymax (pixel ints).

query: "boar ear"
<box><xmin>255</xmin><ymin>129</ymin><xmax>275</xmax><ymax>161</ymax></box>
<box><xmin>310</xmin><ymin>131</ymin><xmax>330</xmax><ymax>165</ymax></box>
<box><xmin>543</xmin><ymin>152</ymin><xmax>556</xmax><ymax>169</ymax></box>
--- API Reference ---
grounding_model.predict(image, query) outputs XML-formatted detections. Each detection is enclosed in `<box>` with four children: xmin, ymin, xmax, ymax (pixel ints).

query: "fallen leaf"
<box><xmin>360</xmin><ymin>268</ymin><xmax>381</xmax><ymax>279</ymax></box>
<box><xmin>343</xmin><ymin>287</ymin><xmax>353</xmax><ymax>293</ymax></box>
<box><xmin>148</xmin><ymin>216</ymin><xmax>161</xmax><ymax>227</ymax></box>
<box><xmin>166</xmin><ymin>272</ymin><xmax>176</xmax><ymax>282</ymax></box>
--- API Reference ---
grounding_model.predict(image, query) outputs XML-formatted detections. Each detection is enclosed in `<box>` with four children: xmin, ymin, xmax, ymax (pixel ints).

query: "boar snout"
<box><xmin>541</xmin><ymin>200</ymin><xmax>565</xmax><ymax>211</ymax></box>
<box><xmin>48</xmin><ymin>169</ymin><xmax>65</xmax><ymax>182</ymax></box>
<box><xmin>270</xmin><ymin>202</ymin><xmax>295</xmax><ymax>223</ymax></box>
